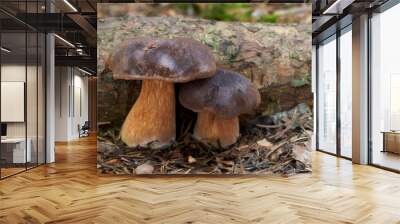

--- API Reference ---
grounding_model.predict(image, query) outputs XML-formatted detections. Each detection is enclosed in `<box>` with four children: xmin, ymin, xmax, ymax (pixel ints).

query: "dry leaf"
<box><xmin>135</xmin><ymin>163</ymin><xmax>154</xmax><ymax>175</ymax></box>
<box><xmin>105</xmin><ymin>159</ymin><xmax>120</xmax><ymax>165</ymax></box>
<box><xmin>257</xmin><ymin>139</ymin><xmax>273</xmax><ymax>149</ymax></box>
<box><xmin>188</xmin><ymin>156</ymin><xmax>197</xmax><ymax>164</ymax></box>
<box><xmin>292</xmin><ymin>144</ymin><xmax>310</xmax><ymax>164</ymax></box>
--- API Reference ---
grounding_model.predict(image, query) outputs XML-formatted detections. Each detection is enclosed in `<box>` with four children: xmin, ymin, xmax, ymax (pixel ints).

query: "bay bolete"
<box><xmin>108</xmin><ymin>37</ymin><xmax>216</xmax><ymax>149</ymax></box>
<box><xmin>179</xmin><ymin>69</ymin><xmax>261</xmax><ymax>148</ymax></box>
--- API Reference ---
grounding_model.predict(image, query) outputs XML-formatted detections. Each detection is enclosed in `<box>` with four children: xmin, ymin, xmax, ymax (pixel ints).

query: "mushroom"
<box><xmin>108</xmin><ymin>37</ymin><xmax>216</xmax><ymax>149</ymax></box>
<box><xmin>179</xmin><ymin>69</ymin><xmax>261</xmax><ymax>148</ymax></box>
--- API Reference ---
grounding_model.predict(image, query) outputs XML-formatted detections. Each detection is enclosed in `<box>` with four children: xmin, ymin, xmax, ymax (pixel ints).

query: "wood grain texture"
<box><xmin>1</xmin><ymin>136</ymin><xmax>400</xmax><ymax>223</ymax></box>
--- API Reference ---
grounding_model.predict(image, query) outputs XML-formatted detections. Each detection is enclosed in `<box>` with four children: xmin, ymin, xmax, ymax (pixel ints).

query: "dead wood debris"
<box><xmin>97</xmin><ymin>103</ymin><xmax>313</xmax><ymax>176</ymax></box>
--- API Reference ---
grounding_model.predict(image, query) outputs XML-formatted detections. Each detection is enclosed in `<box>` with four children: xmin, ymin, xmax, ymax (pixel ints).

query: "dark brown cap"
<box><xmin>109</xmin><ymin>37</ymin><xmax>216</xmax><ymax>82</ymax></box>
<box><xmin>179</xmin><ymin>69</ymin><xmax>261</xmax><ymax>119</ymax></box>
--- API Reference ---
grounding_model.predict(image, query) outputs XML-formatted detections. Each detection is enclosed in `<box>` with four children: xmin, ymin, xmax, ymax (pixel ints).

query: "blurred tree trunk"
<box><xmin>97</xmin><ymin>16</ymin><xmax>312</xmax><ymax>125</ymax></box>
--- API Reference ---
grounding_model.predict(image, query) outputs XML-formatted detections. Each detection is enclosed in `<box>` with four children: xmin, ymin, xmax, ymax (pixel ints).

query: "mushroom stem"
<box><xmin>193</xmin><ymin>111</ymin><xmax>239</xmax><ymax>148</ymax></box>
<box><xmin>120</xmin><ymin>80</ymin><xmax>175</xmax><ymax>149</ymax></box>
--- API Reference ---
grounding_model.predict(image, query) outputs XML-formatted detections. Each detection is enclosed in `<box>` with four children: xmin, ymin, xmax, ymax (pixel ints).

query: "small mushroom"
<box><xmin>109</xmin><ymin>37</ymin><xmax>216</xmax><ymax>149</ymax></box>
<box><xmin>179</xmin><ymin>69</ymin><xmax>261</xmax><ymax>148</ymax></box>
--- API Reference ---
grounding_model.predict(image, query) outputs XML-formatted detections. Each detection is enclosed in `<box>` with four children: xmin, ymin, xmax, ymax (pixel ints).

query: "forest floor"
<box><xmin>97</xmin><ymin>103</ymin><xmax>313</xmax><ymax>176</ymax></box>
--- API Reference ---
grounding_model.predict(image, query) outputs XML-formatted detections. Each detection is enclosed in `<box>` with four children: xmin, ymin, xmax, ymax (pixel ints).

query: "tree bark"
<box><xmin>97</xmin><ymin>16</ymin><xmax>312</xmax><ymax>126</ymax></box>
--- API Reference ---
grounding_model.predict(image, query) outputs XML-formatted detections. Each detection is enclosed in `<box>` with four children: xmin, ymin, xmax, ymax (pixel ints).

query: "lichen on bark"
<box><xmin>97</xmin><ymin>16</ymin><xmax>312</xmax><ymax>126</ymax></box>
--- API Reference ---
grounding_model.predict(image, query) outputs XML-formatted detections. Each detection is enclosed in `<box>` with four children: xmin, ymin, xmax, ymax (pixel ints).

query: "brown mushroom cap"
<box><xmin>179</xmin><ymin>69</ymin><xmax>261</xmax><ymax>119</ymax></box>
<box><xmin>108</xmin><ymin>37</ymin><xmax>216</xmax><ymax>82</ymax></box>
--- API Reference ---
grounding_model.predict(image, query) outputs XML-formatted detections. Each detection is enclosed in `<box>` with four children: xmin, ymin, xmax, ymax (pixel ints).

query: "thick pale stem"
<box><xmin>120</xmin><ymin>80</ymin><xmax>175</xmax><ymax>149</ymax></box>
<box><xmin>193</xmin><ymin>111</ymin><xmax>239</xmax><ymax>148</ymax></box>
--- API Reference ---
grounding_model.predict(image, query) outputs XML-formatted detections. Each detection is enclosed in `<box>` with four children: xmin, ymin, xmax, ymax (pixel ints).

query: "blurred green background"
<box><xmin>98</xmin><ymin>3</ymin><xmax>310</xmax><ymax>24</ymax></box>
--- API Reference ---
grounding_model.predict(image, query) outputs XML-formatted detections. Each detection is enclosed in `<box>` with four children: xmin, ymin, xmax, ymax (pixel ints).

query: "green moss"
<box><xmin>289</xmin><ymin>51</ymin><xmax>300</xmax><ymax>60</ymax></box>
<box><xmin>200</xmin><ymin>4</ymin><xmax>252</xmax><ymax>22</ymax></box>
<box><xmin>220</xmin><ymin>40</ymin><xmax>239</xmax><ymax>62</ymax></box>
<box><xmin>203</xmin><ymin>33</ymin><xmax>219</xmax><ymax>50</ymax></box>
<box><xmin>174</xmin><ymin>3</ymin><xmax>278</xmax><ymax>23</ymax></box>
<box><xmin>174</xmin><ymin>3</ymin><xmax>201</xmax><ymax>14</ymax></box>
<box><xmin>290</xmin><ymin>73</ymin><xmax>311</xmax><ymax>88</ymax></box>
<box><xmin>258</xmin><ymin>14</ymin><xmax>278</xmax><ymax>23</ymax></box>
<box><xmin>236</xmin><ymin>10</ymin><xmax>253</xmax><ymax>22</ymax></box>
<box><xmin>202</xmin><ymin>26</ymin><xmax>223</xmax><ymax>51</ymax></box>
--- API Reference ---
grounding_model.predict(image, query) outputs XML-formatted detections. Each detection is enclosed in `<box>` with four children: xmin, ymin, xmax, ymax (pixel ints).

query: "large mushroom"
<box><xmin>179</xmin><ymin>69</ymin><xmax>261</xmax><ymax>148</ymax></box>
<box><xmin>108</xmin><ymin>37</ymin><xmax>216</xmax><ymax>149</ymax></box>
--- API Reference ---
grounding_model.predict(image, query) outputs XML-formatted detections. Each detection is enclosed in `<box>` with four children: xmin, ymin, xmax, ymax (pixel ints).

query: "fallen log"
<box><xmin>97</xmin><ymin>16</ymin><xmax>312</xmax><ymax>126</ymax></box>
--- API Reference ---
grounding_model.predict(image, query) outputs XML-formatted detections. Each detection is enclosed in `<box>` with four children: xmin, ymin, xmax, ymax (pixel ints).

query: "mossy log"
<box><xmin>97</xmin><ymin>16</ymin><xmax>312</xmax><ymax>126</ymax></box>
